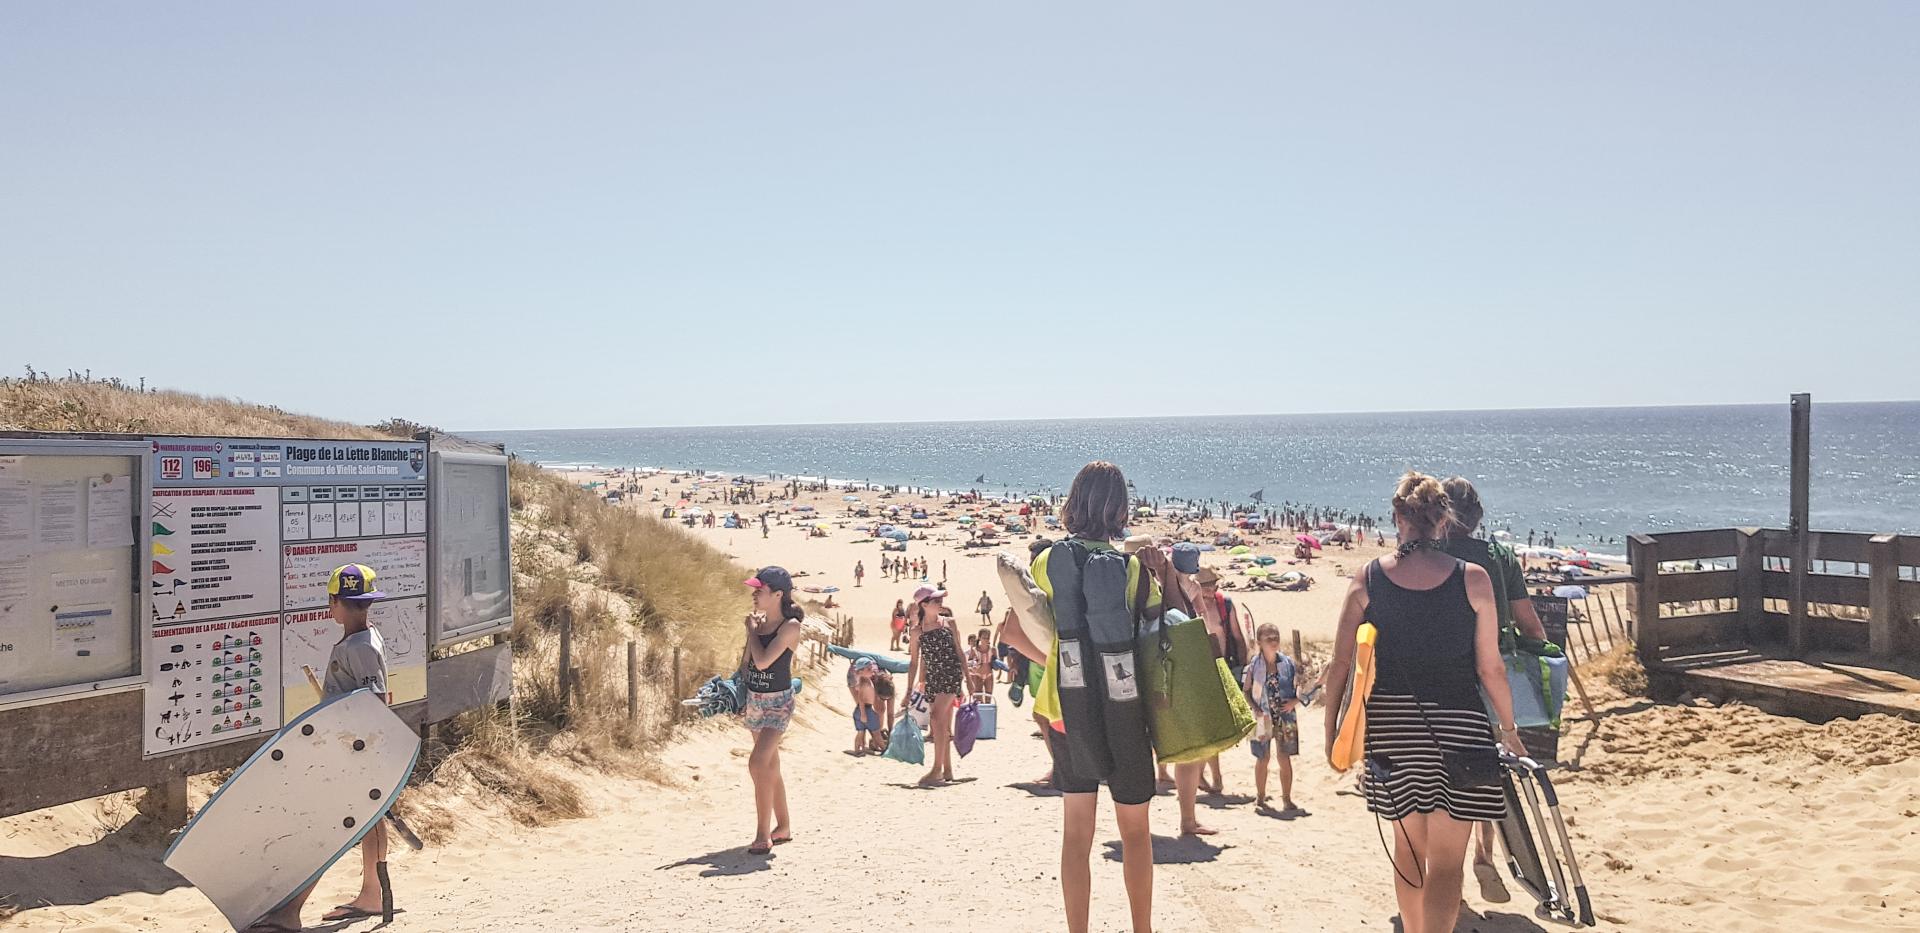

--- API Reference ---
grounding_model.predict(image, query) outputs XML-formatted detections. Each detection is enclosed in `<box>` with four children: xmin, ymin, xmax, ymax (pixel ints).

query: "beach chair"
<box><xmin>1495</xmin><ymin>751</ymin><xmax>1594</xmax><ymax>927</ymax></box>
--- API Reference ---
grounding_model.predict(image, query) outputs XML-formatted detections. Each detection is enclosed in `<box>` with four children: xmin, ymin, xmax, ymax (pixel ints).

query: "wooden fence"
<box><xmin>1627</xmin><ymin>528</ymin><xmax>1920</xmax><ymax>663</ymax></box>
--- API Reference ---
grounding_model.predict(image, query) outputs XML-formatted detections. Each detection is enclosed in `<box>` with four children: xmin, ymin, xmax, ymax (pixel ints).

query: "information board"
<box><xmin>0</xmin><ymin>442</ymin><xmax>146</xmax><ymax>705</ymax></box>
<box><xmin>429</xmin><ymin>449</ymin><xmax>513</xmax><ymax>646</ymax></box>
<box><xmin>142</xmin><ymin>436</ymin><xmax>429</xmax><ymax>756</ymax></box>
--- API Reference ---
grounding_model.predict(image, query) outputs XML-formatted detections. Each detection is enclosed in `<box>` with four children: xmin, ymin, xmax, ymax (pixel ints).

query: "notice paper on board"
<box><xmin>35</xmin><ymin>479</ymin><xmax>82</xmax><ymax>551</ymax></box>
<box><xmin>53</xmin><ymin>603</ymin><xmax>111</xmax><ymax>658</ymax></box>
<box><xmin>0</xmin><ymin>479</ymin><xmax>32</xmax><ymax>561</ymax></box>
<box><xmin>87</xmin><ymin>475</ymin><xmax>134</xmax><ymax>548</ymax></box>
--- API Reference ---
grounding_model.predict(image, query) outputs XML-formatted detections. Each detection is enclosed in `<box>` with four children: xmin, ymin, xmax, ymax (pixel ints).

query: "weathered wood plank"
<box><xmin>1645</xmin><ymin>529</ymin><xmax>1739</xmax><ymax>561</ymax></box>
<box><xmin>1656</xmin><ymin>569</ymin><xmax>1738</xmax><ymax>603</ymax></box>
<box><xmin>1761</xmin><ymin>571</ymin><xmax>1870</xmax><ymax>606</ymax></box>
<box><xmin>1657</xmin><ymin>612</ymin><xmax>1744</xmax><ymax>650</ymax></box>
<box><xmin>427</xmin><ymin>643</ymin><xmax>513</xmax><ymax>721</ymax></box>
<box><xmin>0</xmin><ymin>694</ymin><xmax>427</xmax><ymax>820</ymax></box>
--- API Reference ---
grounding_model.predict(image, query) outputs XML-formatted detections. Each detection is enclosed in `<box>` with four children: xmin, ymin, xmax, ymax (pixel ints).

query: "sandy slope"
<box><xmin>6</xmin><ymin>476</ymin><xmax>1917</xmax><ymax>931</ymax></box>
<box><xmin>9</xmin><ymin>646</ymin><xmax>1916</xmax><ymax>932</ymax></box>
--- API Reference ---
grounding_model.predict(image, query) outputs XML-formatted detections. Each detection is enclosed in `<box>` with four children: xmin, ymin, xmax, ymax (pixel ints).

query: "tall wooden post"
<box><xmin>1734</xmin><ymin>528</ymin><xmax>1766</xmax><ymax>642</ymax></box>
<box><xmin>1788</xmin><ymin>394</ymin><xmax>1811</xmax><ymax>657</ymax></box>
<box><xmin>1867</xmin><ymin>534</ymin><xmax>1898</xmax><ymax>661</ymax></box>
<box><xmin>1291</xmin><ymin>629</ymin><xmax>1303</xmax><ymax>664</ymax></box>
<box><xmin>1628</xmin><ymin>534</ymin><xmax>1660</xmax><ymax>664</ymax></box>
<box><xmin>558</xmin><ymin>604</ymin><xmax>574</xmax><ymax>713</ymax></box>
<box><xmin>627</xmin><ymin>639</ymin><xmax>640</xmax><ymax>722</ymax></box>
<box><xmin>673</xmin><ymin>646</ymin><xmax>684</xmax><ymax>712</ymax></box>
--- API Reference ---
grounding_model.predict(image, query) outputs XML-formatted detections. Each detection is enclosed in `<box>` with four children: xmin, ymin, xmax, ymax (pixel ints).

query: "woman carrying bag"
<box><xmin>1320</xmin><ymin>473</ymin><xmax>1526</xmax><ymax>933</ymax></box>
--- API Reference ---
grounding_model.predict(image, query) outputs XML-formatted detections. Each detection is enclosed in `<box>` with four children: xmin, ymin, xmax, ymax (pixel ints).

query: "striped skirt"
<box><xmin>1362</xmin><ymin>693</ymin><xmax>1506</xmax><ymax>822</ymax></box>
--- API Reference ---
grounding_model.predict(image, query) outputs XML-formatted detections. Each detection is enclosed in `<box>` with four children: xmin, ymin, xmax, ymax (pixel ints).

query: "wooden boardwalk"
<box><xmin>1655</xmin><ymin>646</ymin><xmax>1920</xmax><ymax>722</ymax></box>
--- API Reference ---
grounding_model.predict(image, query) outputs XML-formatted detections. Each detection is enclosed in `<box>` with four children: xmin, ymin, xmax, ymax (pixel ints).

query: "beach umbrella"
<box><xmin>957</xmin><ymin>516</ymin><xmax>975</xmax><ymax>524</ymax></box>
<box><xmin>1297</xmin><ymin>534</ymin><xmax>1322</xmax><ymax>549</ymax></box>
<box><xmin>1246</xmin><ymin>567</ymin><xmax>1270</xmax><ymax>577</ymax></box>
<box><xmin>844</xmin><ymin>495</ymin><xmax>861</xmax><ymax>502</ymax></box>
<box><xmin>1136</xmin><ymin>506</ymin><xmax>1154</xmax><ymax>516</ymax></box>
<box><xmin>1229</xmin><ymin>545</ymin><xmax>1252</xmax><ymax>555</ymax></box>
<box><xmin>1253</xmin><ymin>555</ymin><xmax>1277</xmax><ymax>566</ymax></box>
<box><xmin>1317</xmin><ymin>521</ymin><xmax>1337</xmax><ymax>530</ymax></box>
<box><xmin>1553</xmin><ymin>585</ymin><xmax>1588</xmax><ymax>600</ymax></box>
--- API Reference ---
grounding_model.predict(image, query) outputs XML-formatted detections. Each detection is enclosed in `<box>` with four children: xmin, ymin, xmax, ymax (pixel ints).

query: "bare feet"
<box><xmin>747</xmin><ymin>836</ymin><xmax>772</xmax><ymax>855</ymax></box>
<box><xmin>770</xmin><ymin>827</ymin><xmax>793</xmax><ymax>846</ymax></box>
<box><xmin>1474</xmin><ymin>860</ymin><xmax>1511</xmax><ymax>903</ymax></box>
<box><xmin>918</xmin><ymin>770</ymin><xmax>943</xmax><ymax>786</ymax></box>
<box><xmin>1181</xmin><ymin>822</ymin><xmax>1220</xmax><ymax>836</ymax></box>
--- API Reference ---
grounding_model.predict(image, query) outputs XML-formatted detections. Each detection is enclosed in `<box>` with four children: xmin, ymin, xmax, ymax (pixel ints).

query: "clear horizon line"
<box><xmin>453</xmin><ymin>396</ymin><xmax>1915</xmax><ymax>435</ymax></box>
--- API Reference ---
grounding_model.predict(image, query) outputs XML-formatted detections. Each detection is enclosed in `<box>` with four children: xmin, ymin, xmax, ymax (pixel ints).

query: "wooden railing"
<box><xmin>1627</xmin><ymin>528</ymin><xmax>1920</xmax><ymax>664</ymax></box>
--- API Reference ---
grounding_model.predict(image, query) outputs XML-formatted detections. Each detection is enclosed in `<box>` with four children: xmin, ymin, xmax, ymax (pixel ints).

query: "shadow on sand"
<box><xmin>656</xmin><ymin>846</ymin><xmax>775</xmax><ymax>878</ymax></box>
<box><xmin>1102</xmin><ymin>834</ymin><xmax>1231</xmax><ymax>865</ymax></box>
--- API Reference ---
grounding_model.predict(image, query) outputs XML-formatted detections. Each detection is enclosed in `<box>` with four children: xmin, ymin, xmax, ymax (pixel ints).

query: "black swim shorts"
<box><xmin>1045</xmin><ymin>724</ymin><xmax>1156</xmax><ymax>806</ymax></box>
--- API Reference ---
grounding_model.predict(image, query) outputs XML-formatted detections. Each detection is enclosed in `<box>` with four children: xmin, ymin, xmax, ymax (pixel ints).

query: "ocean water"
<box><xmin>468</xmin><ymin>402</ymin><xmax>1920</xmax><ymax>542</ymax></box>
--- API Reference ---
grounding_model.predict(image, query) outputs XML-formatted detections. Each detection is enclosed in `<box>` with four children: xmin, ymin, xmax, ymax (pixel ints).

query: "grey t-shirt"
<box><xmin>325</xmin><ymin>627</ymin><xmax>388</xmax><ymax>698</ymax></box>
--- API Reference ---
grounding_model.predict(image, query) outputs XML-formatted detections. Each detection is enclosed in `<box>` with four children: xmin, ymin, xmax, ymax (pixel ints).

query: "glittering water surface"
<box><xmin>469</xmin><ymin>402</ymin><xmax>1920</xmax><ymax>540</ymax></box>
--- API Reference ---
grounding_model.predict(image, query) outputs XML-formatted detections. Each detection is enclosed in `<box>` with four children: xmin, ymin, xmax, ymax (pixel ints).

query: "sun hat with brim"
<box><xmin>744</xmin><ymin>566</ymin><xmax>794</xmax><ymax>592</ymax></box>
<box><xmin>1194</xmin><ymin>567</ymin><xmax>1222</xmax><ymax>585</ymax></box>
<box><xmin>328</xmin><ymin>563</ymin><xmax>386</xmax><ymax>601</ymax></box>
<box><xmin>912</xmin><ymin>584</ymin><xmax>947</xmax><ymax>603</ymax></box>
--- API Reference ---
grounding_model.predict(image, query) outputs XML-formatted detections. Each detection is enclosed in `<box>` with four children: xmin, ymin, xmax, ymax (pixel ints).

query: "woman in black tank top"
<box><xmin>740</xmin><ymin>566</ymin><xmax>804</xmax><ymax>856</ymax></box>
<box><xmin>1321</xmin><ymin>474</ymin><xmax>1526</xmax><ymax>933</ymax></box>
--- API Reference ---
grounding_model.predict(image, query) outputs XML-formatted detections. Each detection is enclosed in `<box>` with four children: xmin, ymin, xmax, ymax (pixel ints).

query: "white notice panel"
<box><xmin>281</xmin><ymin>536</ymin><xmax>426</xmax><ymax>611</ymax></box>
<box><xmin>144</xmin><ymin>613</ymin><xmax>282</xmax><ymax>755</ymax></box>
<box><xmin>150</xmin><ymin>487</ymin><xmax>282</xmax><ymax>625</ymax></box>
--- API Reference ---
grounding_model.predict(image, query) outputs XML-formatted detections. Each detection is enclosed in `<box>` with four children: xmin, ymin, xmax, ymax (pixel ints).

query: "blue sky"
<box><xmin>4</xmin><ymin>3</ymin><xmax>1915</xmax><ymax>430</ymax></box>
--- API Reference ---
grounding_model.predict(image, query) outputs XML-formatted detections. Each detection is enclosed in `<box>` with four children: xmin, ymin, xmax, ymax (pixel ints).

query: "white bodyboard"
<box><xmin>165</xmin><ymin>688</ymin><xmax>420</xmax><ymax>931</ymax></box>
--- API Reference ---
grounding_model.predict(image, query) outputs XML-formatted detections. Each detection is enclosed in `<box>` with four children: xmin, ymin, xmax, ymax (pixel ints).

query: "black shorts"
<box><xmin>1045</xmin><ymin>724</ymin><xmax>1156</xmax><ymax>806</ymax></box>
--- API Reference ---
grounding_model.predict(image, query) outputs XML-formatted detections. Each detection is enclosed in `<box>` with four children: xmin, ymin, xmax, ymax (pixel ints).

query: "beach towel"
<box><xmin>995</xmin><ymin>551</ymin><xmax>1055</xmax><ymax>650</ymax></box>
<box><xmin>884</xmin><ymin>711</ymin><xmax>925</xmax><ymax>765</ymax></box>
<box><xmin>829</xmin><ymin>644</ymin><xmax>911</xmax><ymax>674</ymax></box>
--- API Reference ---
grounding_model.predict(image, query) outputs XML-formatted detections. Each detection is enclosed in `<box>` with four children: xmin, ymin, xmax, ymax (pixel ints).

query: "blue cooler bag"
<box><xmin>975</xmin><ymin>696</ymin><xmax>998</xmax><ymax>739</ymax></box>
<box><xmin>1499</xmin><ymin>651</ymin><xmax>1570</xmax><ymax>729</ymax></box>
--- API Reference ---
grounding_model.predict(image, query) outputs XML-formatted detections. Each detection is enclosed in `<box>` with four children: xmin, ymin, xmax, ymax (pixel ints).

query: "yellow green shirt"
<box><xmin>1030</xmin><ymin>539</ymin><xmax>1162</xmax><ymax>729</ymax></box>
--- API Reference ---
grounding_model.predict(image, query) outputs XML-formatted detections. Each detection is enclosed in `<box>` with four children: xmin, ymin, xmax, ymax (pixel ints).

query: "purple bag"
<box><xmin>954</xmin><ymin>702</ymin><xmax>981</xmax><ymax>757</ymax></box>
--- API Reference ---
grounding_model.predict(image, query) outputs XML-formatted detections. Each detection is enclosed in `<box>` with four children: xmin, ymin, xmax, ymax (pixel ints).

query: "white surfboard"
<box><xmin>165</xmin><ymin>688</ymin><xmax>421</xmax><ymax>931</ymax></box>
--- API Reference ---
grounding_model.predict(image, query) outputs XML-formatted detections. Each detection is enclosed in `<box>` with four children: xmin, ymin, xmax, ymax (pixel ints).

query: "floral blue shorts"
<box><xmin>743</xmin><ymin>688</ymin><xmax>795</xmax><ymax>732</ymax></box>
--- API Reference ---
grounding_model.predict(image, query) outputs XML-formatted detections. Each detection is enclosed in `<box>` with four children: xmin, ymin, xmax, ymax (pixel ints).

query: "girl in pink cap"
<box><xmin>903</xmin><ymin>583</ymin><xmax>968</xmax><ymax>785</ymax></box>
<box><xmin>740</xmin><ymin>566</ymin><xmax>804</xmax><ymax>855</ymax></box>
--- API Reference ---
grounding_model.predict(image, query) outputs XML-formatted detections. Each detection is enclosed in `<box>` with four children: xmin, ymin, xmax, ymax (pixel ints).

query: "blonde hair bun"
<box><xmin>1391</xmin><ymin>471</ymin><xmax>1454</xmax><ymax>539</ymax></box>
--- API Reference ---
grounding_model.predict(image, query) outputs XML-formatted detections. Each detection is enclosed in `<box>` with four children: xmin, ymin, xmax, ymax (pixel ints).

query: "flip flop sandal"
<box><xmin>321</xmin><ymin>905</ymin><xmax>379</xmax><ymax>921</ymax></box>
<box><xmin>747</xmin><ymin>843</ymin><xmax>772</xmax><ymax>856</ymax></box>
<box><xmin>771</xmin><ymin>833</ymin><xmax>794</xmax><ymax>846</ymax></box>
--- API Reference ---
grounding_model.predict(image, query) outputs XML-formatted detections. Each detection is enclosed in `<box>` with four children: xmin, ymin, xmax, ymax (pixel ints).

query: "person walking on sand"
<box><xmin>1321</xmin><ymin>473</ymin><xmax>1526</xmax><ymax>933</ymax></box>
<box><xmin>1438</xmin><ymin>476</ymin><xmax>1548</xmax><ymax>901</ymax></box>
<box><xmin>250</xmin><ymin>564</ymin><xmax>394</xmax><ymax>932</ymax></box>
<box><xmin>1244</xmin><ymin>622</ymin><xmax>1301</xmax><ymax>813</ymax></box>
<box><xmin>739</xmin><ymin>566</ymin><xmax>804</xmax><ymax>855</ymax></box>
<box><xmin>1019</xmin><ymin>461</ymin><xmax>1159</xmax><ymax>933</ymax></box>
<box><xmin>890</xmin><ymin>598</ymin><xmax>909</xmax><ymax>652</ymax></box>
<box><xmin>903</xmin><ymin>584</ymin><xmax>968</xmax><ymax>785</ymax></box>
<box><xmin>976</xmin><ymin>590</ymin><xmax>994</xmax><ymax>626</ymax></box>
<box><xmin>854</xmin><ymin>560</ymin><xmax>865</xmax><ymax>588</ymax></box>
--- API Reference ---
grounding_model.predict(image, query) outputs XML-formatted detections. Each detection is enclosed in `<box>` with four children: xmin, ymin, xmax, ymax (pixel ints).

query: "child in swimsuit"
<box><xmin>847</xmin><ymin>658</ymin><xmax>882</xmax><ymax>754</ymax></box>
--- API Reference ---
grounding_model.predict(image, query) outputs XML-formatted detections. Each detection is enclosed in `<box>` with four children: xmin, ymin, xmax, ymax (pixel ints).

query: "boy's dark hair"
<box><xmin>873</xmin><ymin>676</ymin><xmax>896</xmax><ymax>699</ymax></box>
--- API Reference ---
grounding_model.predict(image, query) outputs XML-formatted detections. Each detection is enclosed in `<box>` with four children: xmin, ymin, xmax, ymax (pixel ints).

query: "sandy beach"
<box><xmin>3</xmin><ymin>468</ymin><xmax>1916</xmax><ymax>932</ymax></box>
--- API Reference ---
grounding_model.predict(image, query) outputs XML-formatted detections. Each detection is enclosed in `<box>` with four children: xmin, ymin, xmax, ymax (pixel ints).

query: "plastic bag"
<box><xmin>884</xmin><ymin>710</ymin><xmax>925</xmax><ymax>765</ymax></box>
<box><xmin>954</xmin><ymin>702</ymin><xmax>981</xmax><ymax>757</ymax></box>
<box><xmin>906</xmin><ymin>689</ymin><xmax>932</xmax><ymax>731</ymax></box>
